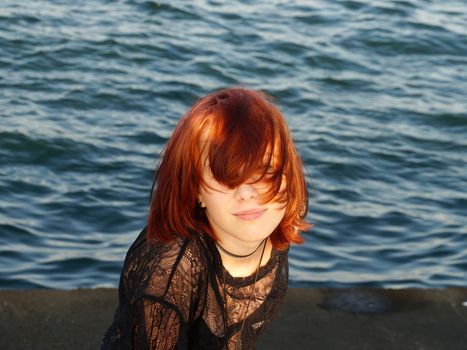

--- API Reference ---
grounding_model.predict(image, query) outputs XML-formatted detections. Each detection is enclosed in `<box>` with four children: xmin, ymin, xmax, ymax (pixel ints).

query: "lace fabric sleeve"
<box><xmin>101</xmin><ymin>229</ymin><xmax>207</xmax><ymax>350</ymax></box>
<box><xmin>130</xmin><ymin>295</ymin><xmax>186</xmax><ymax>349</ymax></box>
<box><xmin>102</xmin><ymin>294</ymin><xmax>187</xmax><ymax>350</ymax></box>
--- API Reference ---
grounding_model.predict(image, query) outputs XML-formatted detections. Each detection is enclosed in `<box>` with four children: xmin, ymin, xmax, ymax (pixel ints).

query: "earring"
<box><xmin>198</xmin><ymin>201</ymin><xmax>206</xmax><ymax>208</ymax></box>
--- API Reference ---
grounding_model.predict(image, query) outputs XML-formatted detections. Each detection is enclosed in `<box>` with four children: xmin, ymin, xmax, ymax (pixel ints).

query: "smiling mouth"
<box><xmin>232</xmin><ymin>208</ymin><xmax>267</xmax><ymax>220</ymax></box>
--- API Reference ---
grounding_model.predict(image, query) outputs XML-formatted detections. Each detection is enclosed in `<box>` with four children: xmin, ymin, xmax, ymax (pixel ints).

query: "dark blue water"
<box><xmin>1</xmin><ymin>0</ymin><xmax>466</xmax><ymax>289</ymax></box>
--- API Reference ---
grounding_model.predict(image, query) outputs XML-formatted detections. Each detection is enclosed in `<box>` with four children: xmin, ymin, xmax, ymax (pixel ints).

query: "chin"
<box><xmin>237</xmin><ymin>227</ymin><xmax>276</xmax><ymax>243</ymax></box>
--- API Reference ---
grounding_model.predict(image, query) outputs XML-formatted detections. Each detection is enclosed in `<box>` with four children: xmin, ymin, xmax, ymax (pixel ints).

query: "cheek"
<box><xmin>270</xmin><ymin>202</ymin><xmax>287</xmax><ymax>221</ymax></box>
<box><xmin>200</xmin><ymin>189</ymin><xmax>230</xmax><ymax>211</ymax></box>
<box><xmin>276</xmin><ymin>205</ymin><xmax>287</xmax><ymax>219</ymax></box>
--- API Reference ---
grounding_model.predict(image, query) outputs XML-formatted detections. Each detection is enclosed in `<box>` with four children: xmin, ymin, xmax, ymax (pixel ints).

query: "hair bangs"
<box><xmin>203</xmin><ymin>114</ymin><xmax>289</xmax><ymax>205</ymax></box>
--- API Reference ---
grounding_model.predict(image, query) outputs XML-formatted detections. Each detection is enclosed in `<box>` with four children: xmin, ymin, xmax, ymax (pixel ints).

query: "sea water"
<box><xmin>0</xmin><ymin>0</ymin><xmax>466</xmax><ymax>289</ymax></box>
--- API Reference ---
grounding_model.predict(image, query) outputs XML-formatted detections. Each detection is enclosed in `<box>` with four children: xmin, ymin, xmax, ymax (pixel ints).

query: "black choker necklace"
<box><xmin>215</xmin><ymin>238</ymin><xmax>267</xmax><ymax>258</ymax></box>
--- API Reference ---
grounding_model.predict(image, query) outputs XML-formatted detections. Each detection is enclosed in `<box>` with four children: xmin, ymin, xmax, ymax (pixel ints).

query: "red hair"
<box><xmin>147</xmin><ymin>87</ymin><xmax>309</xmax><ymax>250</ymax></box>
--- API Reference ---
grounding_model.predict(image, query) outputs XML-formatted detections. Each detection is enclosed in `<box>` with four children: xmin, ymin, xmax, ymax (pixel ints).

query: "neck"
<box><xmin>216</xmin><ymin>238</ymin><xmax>266</xmax><ymax>258</ymax></box>
<box><xmin>216</xmin><ymin>234</ymin><xmax>268</xmax><ymax>256</ymax></box>
<box><xmin>215</xmin><ymin>237</ymin><xmax>272</xmax><ymax>278</ymax></box>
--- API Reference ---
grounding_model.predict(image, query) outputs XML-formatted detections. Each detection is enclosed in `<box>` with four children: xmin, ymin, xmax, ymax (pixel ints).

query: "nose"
<box><xmin>235</xmin><ymin>183</ymin><xmax>258</xmax><ymax>201</ymax></box>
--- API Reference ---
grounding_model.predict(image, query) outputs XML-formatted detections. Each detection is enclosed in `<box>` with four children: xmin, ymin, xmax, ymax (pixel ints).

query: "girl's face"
<box><xmin>198</xmin><ymin>168</ymin><xmax>286</xmax><ymax>245</ymax></box>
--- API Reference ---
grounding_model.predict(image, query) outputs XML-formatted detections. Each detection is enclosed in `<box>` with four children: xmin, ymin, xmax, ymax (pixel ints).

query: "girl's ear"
<box><xmin>198</xmin><ymin>195</ymin><xmax>206</xmax><ymax>208</ymax></box>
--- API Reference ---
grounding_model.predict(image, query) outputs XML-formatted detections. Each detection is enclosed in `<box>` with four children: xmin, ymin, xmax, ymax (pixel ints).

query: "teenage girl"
<box><xmin>102</xmin><ymin>87</ymin><xmax>309</xmax><ymax>349</ymax></box>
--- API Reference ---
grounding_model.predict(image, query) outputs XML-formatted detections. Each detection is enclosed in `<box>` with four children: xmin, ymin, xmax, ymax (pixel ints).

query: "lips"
<box><xmin>232</xmin><ymin>208</ymin><xmax>267</xmax><ymax>220</ymax></box>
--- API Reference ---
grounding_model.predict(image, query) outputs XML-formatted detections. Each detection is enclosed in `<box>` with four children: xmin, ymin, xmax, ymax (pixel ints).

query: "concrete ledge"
<box><xmin>1</xmin><ymin>288</ymin><xmax>466</xmax><ymax>349</ymax></box>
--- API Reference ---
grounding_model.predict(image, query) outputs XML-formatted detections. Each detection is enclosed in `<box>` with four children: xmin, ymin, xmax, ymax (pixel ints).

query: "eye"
<box><xmin>246</xmin><ymin>168</ymin><xmax>277</xmax><ymax>185</ymax></box>
<box><xmin>265</xmin><ymin>169</ymin><xmax>276</xmax><ymax>178</ymax></box>
<box><xmin>263</xmin><ymin>166</ymin><xmax>280</xmax><ymax>178</ymax></box>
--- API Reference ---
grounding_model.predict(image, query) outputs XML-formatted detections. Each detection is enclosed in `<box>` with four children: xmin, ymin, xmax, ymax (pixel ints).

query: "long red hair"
<box><xmin>147</xmin><ymin>87</ymin><xmax>309</xmax><ymax>250</ymax></box>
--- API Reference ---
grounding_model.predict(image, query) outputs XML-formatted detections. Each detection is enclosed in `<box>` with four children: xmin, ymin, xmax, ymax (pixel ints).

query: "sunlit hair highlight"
<box><xmin>148</xmin><ymin>87</ymin><xmax>309</xmax><ymax>250</ymax></box>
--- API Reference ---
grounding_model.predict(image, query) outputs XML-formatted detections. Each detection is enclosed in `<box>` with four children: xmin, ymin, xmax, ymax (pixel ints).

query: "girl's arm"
<box><xmin>130</xmin><ymin>296</ymin><xmax>188</xmax><ymax>350</ymax></box>
<box><xmin>101</xmin><ymin>234</ymin><xmax>205</xmax><ymax>350</ymax></box>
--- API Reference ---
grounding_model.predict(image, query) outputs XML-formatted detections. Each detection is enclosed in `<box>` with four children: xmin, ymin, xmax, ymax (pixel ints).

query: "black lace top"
<box><xmin>101</xmin><ymin>228</ymin><xmax>288</xmax><ymax>350</ymax></box>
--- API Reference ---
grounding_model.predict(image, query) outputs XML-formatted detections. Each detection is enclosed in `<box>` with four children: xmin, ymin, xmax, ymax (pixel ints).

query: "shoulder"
<box><xmin>120</xmin><ymin>228</ymin><xmax>211</xmax><ymax>301</ymax></box>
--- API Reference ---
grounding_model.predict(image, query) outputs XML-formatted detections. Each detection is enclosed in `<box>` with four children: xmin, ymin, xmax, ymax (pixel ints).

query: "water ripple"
<box><xmin>1</xmin><ymin>0</ymin><xmax>466</xmax><ymax>289</ymax></box>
